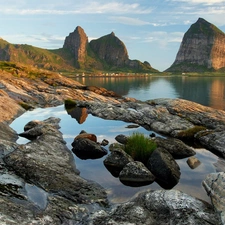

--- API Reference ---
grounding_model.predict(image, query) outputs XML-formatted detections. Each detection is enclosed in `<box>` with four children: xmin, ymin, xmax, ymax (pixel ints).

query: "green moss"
<box><xmin>177</xmin><ymin>126</ymin><xmax>207</xmax><ymax>139</ymax></box>
<box><xmin>18</xmin><ymin>102</ymin><xmax>33</xmax><ymax>110</ymax></box>
<box><xmin>64</xmin><ymin>99</ymin><xmax>77</xmax><ymax>110</ymax></box>
<box><xmin>124</xmin><ymin>132</ymin><xmax>157</xmax><ymax>165</ymax></box>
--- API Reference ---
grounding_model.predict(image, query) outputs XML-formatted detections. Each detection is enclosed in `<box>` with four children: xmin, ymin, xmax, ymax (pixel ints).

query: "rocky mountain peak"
<box><xmin>166</xmin><ymin>18</ymin><xmax>225</xmax><ymax>72</ymax></box>
<box><xmin>89</xmin><ymin>32</ymin><xmax>129</xmax><ymax>67</ymax></box>
<box><xmin>63</xmin><ymin>26</ymin><xmax>88</xmax><ymax>66</ymax></box>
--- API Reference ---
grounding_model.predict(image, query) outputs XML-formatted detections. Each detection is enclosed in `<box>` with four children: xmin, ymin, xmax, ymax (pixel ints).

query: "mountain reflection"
<box><xmin>75</xmin><ymin>75</ymin><xmax>225</xmax><ymax>110</ymax></box>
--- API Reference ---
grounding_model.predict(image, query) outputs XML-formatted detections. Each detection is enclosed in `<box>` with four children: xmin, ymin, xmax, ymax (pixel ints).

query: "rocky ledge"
<box><xmin>0</xmin><ymin>67</ymin><xmax>225</xmax><ymax>224</ymax></box>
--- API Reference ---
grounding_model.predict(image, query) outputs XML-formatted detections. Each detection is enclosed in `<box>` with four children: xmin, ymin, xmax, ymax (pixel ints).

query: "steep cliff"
<box><xmin>166</xmin><ymin>18</ymin><xmax>225</xmax><ymax>72</ymax></box>
<box><xmin>63</xmin><ymin>26</ymin><xmax>88</xmax><ymax>68</ymax></box>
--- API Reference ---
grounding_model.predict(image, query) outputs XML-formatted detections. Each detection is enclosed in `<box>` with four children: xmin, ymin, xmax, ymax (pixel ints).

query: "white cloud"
<box><xmin>1</xmin><ymin>34</ymin><xmax>64</xmax><ymax>48</ymax></box>
<box><xmin>0</xmin><ymin>2</ymin><xmax>152</xmax><ymax>15</ymax></box>
<box><xmin>171</xmin><ymin>0</ymin><xmax>225</xmax><ymax>4</ymax></box>
<box><xmin>144</xmin><ymin>31</ymin><xmax>184</xmax><ymax>46</ymax></box>
<box><xmin>110</xmin><ymin>16</ymin><xmax>151</xmax><ymax>26</ymax></box>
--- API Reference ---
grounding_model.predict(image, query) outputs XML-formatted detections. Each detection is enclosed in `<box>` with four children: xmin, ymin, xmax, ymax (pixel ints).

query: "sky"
<box><xmin>0</xmin><ymin>0</ymin><xmax>225</xmax><ymax>71</ymax></box>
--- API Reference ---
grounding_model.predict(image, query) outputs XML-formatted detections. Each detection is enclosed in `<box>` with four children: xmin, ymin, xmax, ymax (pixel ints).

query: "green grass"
<box><xmin>124</xmin><ymin>132</ymin><xmax>157</xmax><ymax>165</ymax></box>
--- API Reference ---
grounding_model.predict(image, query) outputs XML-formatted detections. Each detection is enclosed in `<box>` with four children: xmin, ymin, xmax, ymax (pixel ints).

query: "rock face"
<box><xmin>63</xmin><ymin>26</ymin><xmax>88</xmax><ymax>67</ymax></box>
<box><xmin>166</xmin><ymin>18</ymin><xmax>225</xmax><ymax>72</ymax></box>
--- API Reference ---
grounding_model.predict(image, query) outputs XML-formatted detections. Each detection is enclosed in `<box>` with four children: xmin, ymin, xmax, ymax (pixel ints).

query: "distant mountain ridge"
<box><xmin>166</xmin><ymin>18</ymin><xmax>225</xmax><ymax>72</ymax></box>
<box><xmin>0</xmin><ymin>27</ymin><xmax>158</xmax><ymax>73</ymax></box>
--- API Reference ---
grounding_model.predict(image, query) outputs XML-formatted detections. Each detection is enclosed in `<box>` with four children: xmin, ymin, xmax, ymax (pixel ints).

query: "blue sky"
<box><xmin>0</xmin><ymin>0</ymin><xmax>225</xmax><ymax>71</ymax></box>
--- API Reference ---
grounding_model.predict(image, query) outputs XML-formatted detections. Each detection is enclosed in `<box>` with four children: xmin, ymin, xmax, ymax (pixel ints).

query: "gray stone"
<box><xmin>202</xmin><ymin>172</ymin><xmax>225</xmax><ymax>225</ymax></box>
<box><xmin>119</xmin><ymin>161</ymin><xmax>155</xmax><ymax>186</ymax></box>
<box><xmin>147</xmin><ymin>147</ymin><xmax>181</xmax><ymax>189</ymax></box>
<box><xmin>155</xmin><ymin>137</ymin><xmax>196</xmax><ymax>159</ymax></box>
<box><xmin>104</xmin><ymin>148</ymin><xmax>134</xmax><ymax>177</ymax></box>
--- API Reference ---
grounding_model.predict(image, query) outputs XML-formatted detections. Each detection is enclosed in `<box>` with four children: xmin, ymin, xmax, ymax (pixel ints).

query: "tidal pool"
<box><xmin>10</xmin><ymin>104</ymin><xmax>221</xmax><ymax>204</ymax></box>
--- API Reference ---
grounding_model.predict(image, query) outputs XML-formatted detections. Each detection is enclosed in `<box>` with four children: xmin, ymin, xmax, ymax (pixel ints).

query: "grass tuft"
<box><xmin>124</xmin><ymin>132</ymin><xmax>157</xmax><ymax>165</ymax></box>
<box><xmin>177</xmin><ymin>126</ymin><xmax>207</xmax><ymax>139</ymax></box>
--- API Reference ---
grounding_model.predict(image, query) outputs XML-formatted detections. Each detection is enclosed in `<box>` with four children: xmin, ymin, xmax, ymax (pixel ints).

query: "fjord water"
<box><xmin>10</xmin><ymin>75</ymin><xmax>225</xmax><ymax>204</ymax></box>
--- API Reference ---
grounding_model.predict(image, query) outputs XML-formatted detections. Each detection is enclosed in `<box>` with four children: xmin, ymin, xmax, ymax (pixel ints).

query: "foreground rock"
<box><xmin>89</xmin><ymin>190</ymin><xmax>221</xmax><ymax>225</ymax></box>
<box><xmin>203</xmin><ymin>172</ymin><xmax>225</xmax><ymax>224</ymax></box>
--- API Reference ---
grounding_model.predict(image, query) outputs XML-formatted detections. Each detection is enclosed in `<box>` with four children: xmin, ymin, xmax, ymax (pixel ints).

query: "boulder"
<box><xmin>119</xmin><ymin>161</ymin><xmax>155</xmax><ymax>187</ymax></box>
<box><xmin>154</xmin><ymin>137</ymin><xmax>196</xmax><ymax>159</ymax></box>
<box><xmin>103</xmin><ymin>148</ymin><xmax>133</xmax><ymax>177</ymax></box>
<box><xmin>187</xmin><ymin>156</ymin><xmax>201</xmax><ymax>169</ymax></box>
<box><xmin>89</xmin><ymin>190</ymin><xmax>221</xmax><ymax>225</ymax></box>
<box><xmin>147</xmin><ymin>147</ymin><xmax>181</xmax><ymax>189</ymax></box>
<box><xmin>72</xmin><ymin>138</ymin><xmax>107</xmax><ymax>159</ymax></box>
<box><xmin>203</xmin><ymin>172</ymin><xmax>225</xmax><ymax>224</ymax></box>
<box><xmin>115</xmin><ymin>134</ymin><xmax>128</xmax><ymax>144</ymax></box>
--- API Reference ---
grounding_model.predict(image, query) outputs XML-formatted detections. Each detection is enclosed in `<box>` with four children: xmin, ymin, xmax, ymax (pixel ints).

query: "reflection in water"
<box><xmin>76</xmin><ymin>75</ymin><xmax>225</xmax><ymax>110</ymax></box>
<box><xmin>210</xmin><ymin>79</ymin><xmax>225</xmax><ymax>110</ymax></box>
<box><xmin>65</xmin><ymin>106</ymin><xmax>88</xmax><ymax>124</ymax></box>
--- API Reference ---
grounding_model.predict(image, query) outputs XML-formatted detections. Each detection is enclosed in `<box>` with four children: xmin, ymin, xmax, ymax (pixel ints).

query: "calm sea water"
<box><xmin>10</xmin><ymin>75</ymin><xmax>225</xmax><ymax>204</ymax></box>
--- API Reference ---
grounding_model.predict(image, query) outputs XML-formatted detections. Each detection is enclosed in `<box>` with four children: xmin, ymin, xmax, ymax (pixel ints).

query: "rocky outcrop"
<box><xmin>89</xmin><ymin>190</ymin><xmax>221</xmax><ymax>225</ymax></box>
<box><xmin>166</xmin><ymin>18</ymin><xmax>225</xmax><ymax>72</ymax></box>
<box><xmin>63</xmin><ymin>26</ymin><xmax>88</xmax><ymax>67</ymax></box>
